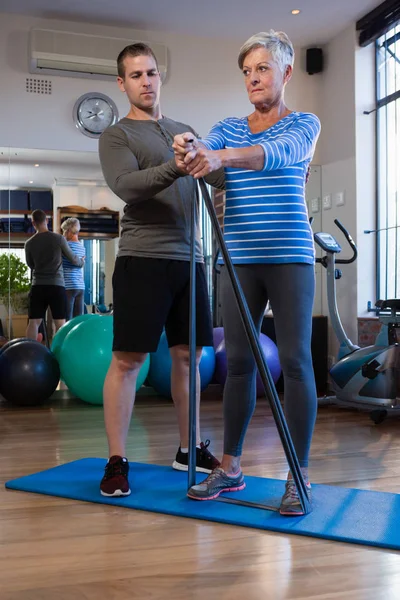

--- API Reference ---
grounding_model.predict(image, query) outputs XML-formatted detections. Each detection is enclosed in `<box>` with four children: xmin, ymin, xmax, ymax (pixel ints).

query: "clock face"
<box><xmin>73</xmin><ymin>93</ymin><xmax>119</xmax><ymax>138</ymax></box>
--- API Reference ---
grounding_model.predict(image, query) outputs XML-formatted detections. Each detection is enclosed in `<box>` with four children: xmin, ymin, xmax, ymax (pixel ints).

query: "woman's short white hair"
<box><xmin>238</xmin><ymin>30</ymin><xmax>295</xmax><ymax>73</ymax></box>
<box><xmin>61</xmin><ymin>217</ymin><xmax>80</xmax><ymax>235</ymax></box>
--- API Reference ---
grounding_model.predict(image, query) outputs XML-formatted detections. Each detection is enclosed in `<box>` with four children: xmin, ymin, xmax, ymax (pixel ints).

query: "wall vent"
<box><xmin>26</xmin><ymin>78</ymin><xmax>52</xmax><ymax>94</ymax></box>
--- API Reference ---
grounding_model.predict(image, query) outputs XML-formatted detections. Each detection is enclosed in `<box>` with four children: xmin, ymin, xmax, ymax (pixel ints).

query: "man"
<box><xmin>98</xmin><ymin>43</ymin><xmax>225</xmax><ymax>497</ymax></box>
<box><xmin>24</xmin><ymin>209</ymin><xmax>85</xmax><ymax>341</ymax></box>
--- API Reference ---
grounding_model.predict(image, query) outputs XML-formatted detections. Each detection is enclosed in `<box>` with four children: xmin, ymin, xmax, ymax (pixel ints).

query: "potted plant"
<box><xmin>0</xmin><ymin>253</ymin><xmax>31</xmax><ymax>338</ymax></box>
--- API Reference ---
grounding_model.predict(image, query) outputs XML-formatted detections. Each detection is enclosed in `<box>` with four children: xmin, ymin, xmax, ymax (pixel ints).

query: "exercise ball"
<box><xmin>212</xmin><ymin>327</ymin><xmax>225</xmax><ymax>349</ymax></box>
<box><xmin>214</xmin><ymin>333</ymin><xmax>281</xmax><ymax>396</ymax></box>
<box><xmin>211</xmin><ymin>327</ymin><xmax>224</xmax><ymax>384</ymax></box>
<box><xmin>255</xmin><ymin>334</ymin><xmax>281</xmax><ymax>395</ymax></box>
<box><xmin>0</xmin><ymin>337</ymin><xmax>31</xmax><ymax>356</ymax></box>
<box><xmin>51</xmin><ymin>313</ymin><xmax>99</xmax><ymax>361</ymax></box>
<box><xmin>59</xmin><ymin>316</ymin><xmax>150</xmax><ymax>405</ymax></box>
<box><xmin>0</xmin><ymin>339</ymin><xmax>60</xmax><ymax>406</ymax></box>
<box><xmin>147</xmin><ymin>331</ymin><xmax>216</xmax><ymax>398</ymax></box>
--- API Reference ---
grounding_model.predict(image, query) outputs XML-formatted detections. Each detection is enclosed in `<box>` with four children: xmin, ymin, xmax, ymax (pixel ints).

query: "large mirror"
<box><xmin>0</xmin><ymin>147</ymin><xmax>120</xmax><ymax>343</ymax></box>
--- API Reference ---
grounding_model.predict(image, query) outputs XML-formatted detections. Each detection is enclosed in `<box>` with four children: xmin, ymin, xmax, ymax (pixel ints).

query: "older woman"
<box><xmin>173</xmin><ymin>30</ymin><xmax>320</xmax><ymax>515</ymax></box>
<box><xmin>61</xmin><ymin>217</ymin><xmax>86</xmax><ymax>320</ymax></box>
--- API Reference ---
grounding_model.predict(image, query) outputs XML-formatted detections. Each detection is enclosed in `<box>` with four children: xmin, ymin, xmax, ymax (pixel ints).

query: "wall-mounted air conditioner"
<box><xmin>29</xmin><ymin>28</ymin><xmax>168</xmax><ymax>82</ymax></box>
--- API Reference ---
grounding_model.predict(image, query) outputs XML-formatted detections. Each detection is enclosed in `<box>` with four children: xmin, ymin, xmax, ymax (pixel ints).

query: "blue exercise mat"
<box><xmin>5</xmin><ymin>458</ymin><xmax>400</xmax><ymax>550</ymax></box>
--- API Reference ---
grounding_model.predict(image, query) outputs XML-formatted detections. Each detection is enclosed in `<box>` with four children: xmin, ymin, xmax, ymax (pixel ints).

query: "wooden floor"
<box><xmin>1</xmin><ymin>390</ymin><xmax>400</xmax><ymax>600</ymax></box>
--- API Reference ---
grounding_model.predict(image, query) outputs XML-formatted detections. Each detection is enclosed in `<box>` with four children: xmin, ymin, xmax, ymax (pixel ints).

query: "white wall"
<box><xmin>318</xmin><ymin>25</ymin><xmax>376</xmax><ymax>362</ymax></box>
<box><xmin>319</xmin><ymin>26</ymin><xmax>357</xmax><ymax>359</ymax></box>
<box><xmin>0</xmin><ymin>12</ymin><xmax>322</xmax><ymax>154</ymax></box>
<box><xmin>319</xmin><ymin>27</ymin><xmax>357</xmax><ymax>165</ymax></box>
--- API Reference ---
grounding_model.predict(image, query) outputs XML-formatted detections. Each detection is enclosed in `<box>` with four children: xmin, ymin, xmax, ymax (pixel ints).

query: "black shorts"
<box><xmin>28</xmin><ymin>285</ymin><xmax>67</xmax><ymax>320</ymax></box>
<box><xmin>112</xmin><ymin>257</ymin><xmax>213</xmax><ymax>352</ymax></box>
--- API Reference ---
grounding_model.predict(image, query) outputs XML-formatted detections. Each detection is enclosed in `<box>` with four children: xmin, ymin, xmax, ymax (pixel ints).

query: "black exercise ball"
<box><xmin>0</xmin><ymin>340</ymin><xmax>60</xmax><ymax>406</ymax></box>
<box><xmin>0</xmin><ymin>337</ymin><xmax>31</xmax><ymax>356</ymax></box>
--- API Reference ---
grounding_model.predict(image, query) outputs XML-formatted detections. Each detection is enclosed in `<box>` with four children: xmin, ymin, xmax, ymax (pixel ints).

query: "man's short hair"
<box><xmin>117</xmin><ymin>43</ymin><xmax>159</xmax><ymax>78</ymax></box>
<box><xmin>31</xmin><ymin>209</ymin><xmax>47</xmax><ymax>224</ymax></box>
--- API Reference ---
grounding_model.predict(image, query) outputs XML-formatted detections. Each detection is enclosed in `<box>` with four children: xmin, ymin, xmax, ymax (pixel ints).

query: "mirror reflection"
<box><xmin>0</xmin><ymin>147</ymin><xmax>119</xmax><ymax>344</ymax></box>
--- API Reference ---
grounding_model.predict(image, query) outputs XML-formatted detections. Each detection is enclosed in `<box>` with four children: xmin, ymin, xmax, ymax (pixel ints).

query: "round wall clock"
<box><xmin>73</xmin><ymin>92</ymin><xmax>119</xmax><ymax>138</ymax></box>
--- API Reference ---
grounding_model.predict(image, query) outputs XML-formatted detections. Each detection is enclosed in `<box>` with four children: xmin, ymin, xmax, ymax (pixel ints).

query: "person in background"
<box><xmin>24</xmin><ymin>209</ymin><xmax>84</xmax><ymax>340</ymax></box>
<box><xmin>61</xmin><ymin>218</ymin><xmax>86</xmax><ymax>320</ymax></box>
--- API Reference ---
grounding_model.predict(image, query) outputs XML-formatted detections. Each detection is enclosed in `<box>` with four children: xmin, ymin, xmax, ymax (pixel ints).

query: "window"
<box><xmin>376</xmin><ymin>23</ymin><xmax>400</xmax><ymax>299</ymax></box>
<box><xmin>0</xmin><ymin>246</ymin><xmax>29</xmax><ymax>268</ymax></box>
<box><xmin>83</xmin><ymin>239</ymin><xmax>105</xmax><ymax>307</ymax></box>
<box><xmin>198</xmin><ymin>183</ymin><xmax>214</xmax><ymax>308</ymax></box>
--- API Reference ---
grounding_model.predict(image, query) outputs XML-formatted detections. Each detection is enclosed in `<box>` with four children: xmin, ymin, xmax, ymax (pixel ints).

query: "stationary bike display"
<box><xmin>314</xmin><ymin>219</ymin><xmax>400</xmax><ymax>424</ymax></box>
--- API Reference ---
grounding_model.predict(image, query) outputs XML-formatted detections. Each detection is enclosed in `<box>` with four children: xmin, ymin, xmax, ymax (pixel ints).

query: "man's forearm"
<box><xmin>111</xmin><ymin>160</ymin><xmax>186</xmax><ymax>205</ymax></box>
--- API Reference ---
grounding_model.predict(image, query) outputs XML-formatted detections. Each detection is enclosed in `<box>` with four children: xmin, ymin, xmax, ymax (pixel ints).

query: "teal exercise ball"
<box><xmin>59</xmin><ymin>316</ymin><xmax>150</xmax><ymax>405</ymax></box>
<box><xmin>51</xmin><ymin>313</ymin><xmax>99</xmax><ymax>361</ymax></box>
<box><xmin>147</xmin><ymin>331</ymin><xmax>216</xmax><ymax>398</ymax></box>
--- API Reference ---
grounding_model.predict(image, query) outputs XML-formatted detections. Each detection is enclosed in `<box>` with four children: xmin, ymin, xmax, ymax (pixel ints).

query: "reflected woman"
<box><xmin>61</xmin><ymin>218</ymin><xmax>86</xmax><ymax>320</ymax></box>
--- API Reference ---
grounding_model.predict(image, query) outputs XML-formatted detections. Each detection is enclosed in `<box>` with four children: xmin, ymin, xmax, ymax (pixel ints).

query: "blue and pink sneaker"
<box><xmin>279</xmin><ymin>478</ymin><xmax>312</xmax><ymax>516</ymax></box>
<box><xmin>187</xmin><ymin>467</ymin><xmax>246</xmax><ymax>500</ymax></box>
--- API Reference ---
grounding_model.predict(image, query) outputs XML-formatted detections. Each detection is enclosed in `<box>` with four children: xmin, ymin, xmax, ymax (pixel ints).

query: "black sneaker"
<box><xmin>172</xmin><ymin>440</ymin><xmax>221</xmax><ymax>474</ymax></box>
<box><xmin>100</xmin><ymin>455</ymin><xmax>131</xmax><ymax>497</ymax></box>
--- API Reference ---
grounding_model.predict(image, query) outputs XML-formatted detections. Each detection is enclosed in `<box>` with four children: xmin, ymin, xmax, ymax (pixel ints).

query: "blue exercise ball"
<box><xmin>147</xmin><ymin>331</ymin><xmax>216</xmax><ymax>398</ymax></box>
<box><xmin>214</xmin><ymin>332</ymin><xmax>281</xmax><ymax>396</ymax></box>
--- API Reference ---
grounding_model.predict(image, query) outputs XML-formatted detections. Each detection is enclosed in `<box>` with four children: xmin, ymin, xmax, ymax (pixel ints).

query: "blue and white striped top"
<box><xmin>62</xmin><ymin>241</ymin><xmax>86</xmax><ymax>290</ymax></box>
<box><xmin>202</xmin><ymin>112</ymin><xmax>321</xmax><ymax>264</ymax></box>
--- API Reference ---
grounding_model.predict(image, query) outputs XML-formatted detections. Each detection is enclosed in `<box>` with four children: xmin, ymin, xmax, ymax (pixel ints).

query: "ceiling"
<box><xmin>0</xmin><ymin>0</ymin><xmax>383</xmax><ymax>46</ymax></box>
<box><xmin>0</xmin><ymin>148</ymin><xmax>103</xmax><ymax>189</ymax></box>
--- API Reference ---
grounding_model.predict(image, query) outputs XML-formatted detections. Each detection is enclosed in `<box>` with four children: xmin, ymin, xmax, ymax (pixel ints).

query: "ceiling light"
<box><xmin>291</xmin><ymin>9</ymin><xmax>301</xmax><ymax>15</ymax></box>
<box><xmin>29</xmin><ymin>180</ymin><xmax>33</xmax><ymax>184</ymax></box>
<box><xmin>34</xmin><ymin>163</ymin><xmax>39</xmax><ymax>167</ymax></box>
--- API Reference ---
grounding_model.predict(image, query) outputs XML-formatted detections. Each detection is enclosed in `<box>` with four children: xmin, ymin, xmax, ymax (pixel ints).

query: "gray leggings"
<box><xmin>220</xmin><ymin>263</ymin><xmax>317</xmax><ymax>467</ymax></box>
<box><xmin>65</xmin><ymin>289</ymin><xmax>85</xmax><ymax>321</ymax></box>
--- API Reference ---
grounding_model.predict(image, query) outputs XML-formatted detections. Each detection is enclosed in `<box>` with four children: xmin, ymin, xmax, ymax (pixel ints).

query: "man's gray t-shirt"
<box><xmin>99</xmin><ymin>117</ymin><xmax>225</xmax><ymax>262</ymax></box>
<box><xmin>25</xmin><ymin>231</ymin><xmax>84</xmax><ymax>286</ymax></box>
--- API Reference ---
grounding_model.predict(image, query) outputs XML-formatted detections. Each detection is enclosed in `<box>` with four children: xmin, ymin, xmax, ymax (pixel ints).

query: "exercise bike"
<box><xmin>314</xmin><ymin>219</ymin><xmax>400</xmax><ymax>424</ymax></box>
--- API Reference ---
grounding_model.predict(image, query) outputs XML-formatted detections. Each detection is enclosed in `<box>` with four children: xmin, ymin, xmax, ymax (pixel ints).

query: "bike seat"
<box><xmin>376</xmin><ymin>299</ymin><xmax>400</xmax><ymax>311</ymax></box>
